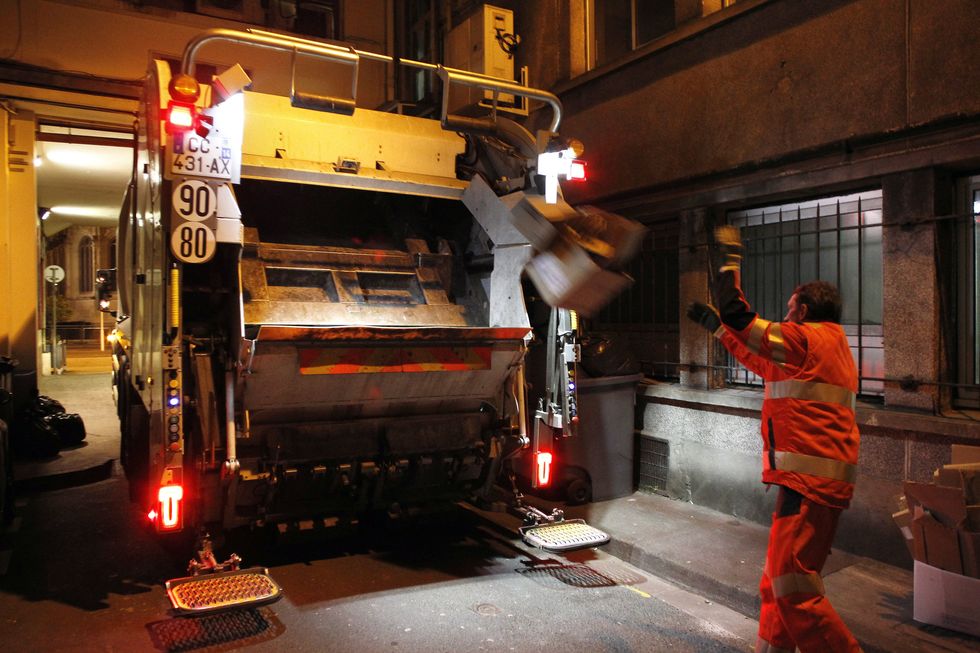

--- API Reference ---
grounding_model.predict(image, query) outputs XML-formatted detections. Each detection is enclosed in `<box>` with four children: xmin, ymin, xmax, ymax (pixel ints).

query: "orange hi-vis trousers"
<box><xmin>755</xmin><ymin>486</ymin><xmax>863</xmax><ymax>653</ymax></box>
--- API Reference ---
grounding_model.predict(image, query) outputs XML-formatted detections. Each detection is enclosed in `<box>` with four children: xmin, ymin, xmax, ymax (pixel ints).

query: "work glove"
<box><xmin>714</xmin><ymin>224</ymin><xmax>743</xmax><ymax>273</ymax></box>
<box><xmin>686</xmin><ymin>302</ymin><xmax>723</xmax><ymax>336</ymax></box>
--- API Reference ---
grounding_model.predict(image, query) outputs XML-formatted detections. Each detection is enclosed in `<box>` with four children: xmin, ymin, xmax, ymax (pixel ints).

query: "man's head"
<box><xmin>785</xmin><ymin>280</ymin><xmax>842</xmax><ymax>323</ymax></box>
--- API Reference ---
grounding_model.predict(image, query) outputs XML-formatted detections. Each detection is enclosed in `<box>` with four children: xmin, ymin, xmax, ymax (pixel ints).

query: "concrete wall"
<box><xmin>554</xmin><ymin>0</ymin><xmax>980</xmax><ymax>206</ymax></box>
<box><xmin>637</xmin><ymin>384</ymin><xmax>969</xmax><ymax>567</ymax></box>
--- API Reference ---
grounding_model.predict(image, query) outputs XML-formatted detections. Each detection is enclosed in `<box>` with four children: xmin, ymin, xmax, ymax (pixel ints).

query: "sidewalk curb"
<box><xmin>14</xmin><ymin>459</ymin><xmax>114</xmax><ymax>493</ymax></box>
<box><xmin>604</xmin><ymin>535</ymin><xmax>761</xmax><ymax>618</ymax></box>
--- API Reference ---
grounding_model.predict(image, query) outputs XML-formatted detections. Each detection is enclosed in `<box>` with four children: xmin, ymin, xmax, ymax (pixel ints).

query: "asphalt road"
<box><xmin>0</xmin><ymin>463</ymin><xmax>757</xmax><ymax>652</ymax></box>
<box><xmin>0</xmin><ymin>366</ymin><xmax>756</xmax><ymax>652</ymax></box>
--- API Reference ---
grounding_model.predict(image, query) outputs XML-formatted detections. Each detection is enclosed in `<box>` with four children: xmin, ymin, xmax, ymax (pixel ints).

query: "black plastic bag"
<box><xmin>45</xmin><ymin>412</ymin><xmax>86</xmax><ymax>446</ymax></box>
<box><xmin>33</xmin><ymin>395</ymin><xmax>66</xmax><ymax>417</ymax></box>
<box><xmin>12</xmin><ymin>416</ymin><xmax>60</xmax><ymax>459</ymax></box>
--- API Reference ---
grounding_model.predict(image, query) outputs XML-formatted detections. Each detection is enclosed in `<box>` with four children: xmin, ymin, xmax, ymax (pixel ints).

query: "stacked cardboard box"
<box><xmin>505</xmin><ymin>192</ymin><xmax>645</xmax><ymax>317</ymax></box>
<box><xmin>898</xmin><ymin>444</ymin><xmax>980</xmax><ymax>636</ymax></box>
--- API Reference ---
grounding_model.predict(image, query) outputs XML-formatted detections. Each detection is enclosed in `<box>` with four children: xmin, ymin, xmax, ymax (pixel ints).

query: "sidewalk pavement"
<box><xmin>13</xmin><ymin>366</ymin><xmax>980</xmax><ymax>653</ymax></box>
<box><xmin>13</xmin><ymin>346</ymin><xmax>116</xmax><ymax>491</ymax></box>
<box><xmin>564</xmin><ymin>494</ymin><xmax>980</xmax><ymax>653</ymax></box>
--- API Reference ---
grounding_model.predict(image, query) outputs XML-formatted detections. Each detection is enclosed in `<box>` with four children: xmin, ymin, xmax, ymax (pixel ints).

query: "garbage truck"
<box><xmin>102</xmin><ymin>28</ymin><xmax>639</xmax><ymax>614</ymax></box>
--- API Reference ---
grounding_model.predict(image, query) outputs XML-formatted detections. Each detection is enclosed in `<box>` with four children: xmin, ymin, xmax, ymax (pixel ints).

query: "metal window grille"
<box><xmin>726</xmin><ymin>190</ymin><xmax>884</xmax><ymax>398</ymax></box>
<box><xmin>594</xmin><ymin>226</ymin><xmax>680</xmax><ymax>380</ymax></box>
<box><xmin>952</xmin><ymin>176</ymin><xmax>980</xmax><ymax>409</ymax></box>
<box><xmin>638</xmin><ymin>436</ymin><xmax>669</xmax><ymax>495</ymax></box>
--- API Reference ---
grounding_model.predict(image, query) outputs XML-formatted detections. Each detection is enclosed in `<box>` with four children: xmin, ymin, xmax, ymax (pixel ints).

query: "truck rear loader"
<box><xmin>102</xmin><ymin>28</ymin><xmax>636</xmax><ymax>614</ymax></box>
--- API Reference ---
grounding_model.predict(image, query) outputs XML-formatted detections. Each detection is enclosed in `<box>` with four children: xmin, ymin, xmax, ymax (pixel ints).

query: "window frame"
<box><xmin>79</xmin><ymin>235</ymin><xmax>94</xmax><ymax>295</ymax></box>
<box><xmin>951</xmin><ymin>175</ymin><xmax>980</xmax><ymax>409</ymax></box>
<box><xmin>587</xmin><ymin>0</ymin><xmax>741</xmax><ymax>71</ymax></box>
<box><xmin>725</xmin><ymin>189</ymin><xmax>884</xmax><ymax>399</ymax></box>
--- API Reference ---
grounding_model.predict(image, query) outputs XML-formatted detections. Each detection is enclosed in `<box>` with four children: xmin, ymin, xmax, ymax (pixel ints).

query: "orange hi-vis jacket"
<box><xmin>715</xmin><ymin>289</ymin><xmax>860</xmax><ymax>509</ymax></box>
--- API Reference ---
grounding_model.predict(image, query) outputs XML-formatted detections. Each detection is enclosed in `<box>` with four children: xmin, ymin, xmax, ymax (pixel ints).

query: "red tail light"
<box><xmin>165</xmin><ymin>101</ymin><xmax>197</xmax><ymax>134</ymax></box>
<box><xmin>156</xmin><ymin>484</ymin><xmax>184</xmax><ymax>531</ymax></box>
<box><xmin>534</xmin><ymin>451</ymin><xmax>554</xmax><ymax>487</ymax></box>
<box><xmin>567</xmin><ymin>159</ymin><xmax>587</xmax><ymax>181</ymax></box>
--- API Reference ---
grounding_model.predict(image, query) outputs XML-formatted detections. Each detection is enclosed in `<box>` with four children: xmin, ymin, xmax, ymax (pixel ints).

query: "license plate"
<box><xmin>170</xmin><ymin>133</ymin><xmax>235</xmax><ymax>180</ymax></box>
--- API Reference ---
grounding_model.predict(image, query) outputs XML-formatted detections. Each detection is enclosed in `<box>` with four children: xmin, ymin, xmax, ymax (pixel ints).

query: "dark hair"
<box><xmin>793</xmin><ymin>281</ymin><xmax>842</xmax><ymax>323</ymax></box>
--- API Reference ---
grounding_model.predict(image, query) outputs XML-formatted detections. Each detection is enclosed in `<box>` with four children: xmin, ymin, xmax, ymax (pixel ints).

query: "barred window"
<box><xmin>79</xmin><ymin>236</ymin><xmax>94</xmax><ymax>294</ymax></box>
<box><xmin>952</xmin><ymin>175</ymin><xmax>980</xmax><ymax>409</ymax></box>
<box><xmin>594</xmin><ymin>226</ymin><xmax>680</xmax><ymax>379</ymax></box>
<box><xmin>726</xmin><ymin>190</ymin><xmax>884</xmax><ymax>398</ymax></box>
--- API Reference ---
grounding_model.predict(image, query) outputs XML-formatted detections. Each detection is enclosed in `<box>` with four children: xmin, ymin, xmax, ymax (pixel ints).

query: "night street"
<box><xmin>0</xmin><ymin>382</ymin><xmax>755</xmax><ymax>652</ymax></box>
<box><xmin>4</xmin><ymin>2</ymin><xmax>980</xmax><ymax>650</ymax></box>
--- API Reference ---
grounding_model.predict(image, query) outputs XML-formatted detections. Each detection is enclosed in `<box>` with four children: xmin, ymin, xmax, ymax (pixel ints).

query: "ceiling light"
<box><xmin>34</xmin><ymin>156</ymin><xmax>43</xmax><ymax>167</ymax></box>
<box><xmin>50</xmin><ymin>205</ymin><xmax>117</xmax><ymax>219</ymax></box>
<box><xmin>43</xmin><ymin>145</ymin><xmax>127</xmax><ymax>169</ymax></box>
<box><xmin>44</xmin><ymin>148</ymin><xmax>100</xmax><ymax>167</ymax></box>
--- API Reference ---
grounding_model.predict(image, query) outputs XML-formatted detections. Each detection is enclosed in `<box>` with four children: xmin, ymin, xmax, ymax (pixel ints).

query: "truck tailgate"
<box><xmin>241</xmin><ymin>326</ymin><xmax>528</xmax><ymax>424</ymax></box>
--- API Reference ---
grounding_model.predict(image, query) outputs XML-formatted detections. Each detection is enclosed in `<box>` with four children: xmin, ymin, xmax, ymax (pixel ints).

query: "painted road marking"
<box><xmin>626</xmin><ymin>585</ymin><xmax>652</xmax><ymax>599</ymax></box>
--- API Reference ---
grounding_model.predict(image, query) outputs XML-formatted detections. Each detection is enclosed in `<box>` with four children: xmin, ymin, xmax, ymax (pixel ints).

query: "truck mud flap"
<box><xmin>166</xmin><ymin>568</ymin><xmax>282</xmax><ymax>616</ymax></box>
<box><xmin>520</xmin><ymin>519</ymin><xmax>610</xmax><ymax>552</ymax></box>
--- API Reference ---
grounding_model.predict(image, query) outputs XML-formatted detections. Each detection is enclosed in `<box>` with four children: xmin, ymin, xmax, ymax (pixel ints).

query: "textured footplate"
<box><xmin>521</xmin><ymin>519</ymin><xmax>610</xmax><ymax>552</ymax></box>
<box><xmin>166</xmin><ymin>567</ymin><xmax>282</xmax><ymax>615</ymax></box>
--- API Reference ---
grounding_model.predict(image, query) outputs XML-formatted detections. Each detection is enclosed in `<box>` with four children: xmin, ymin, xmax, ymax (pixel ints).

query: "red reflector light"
<box><xmin>535</xmin><ymin>451</ymin><xmax>554</xmax><ymax>487</ymax></box>
<box><xmin>166</xmin><ymin>101</ymin><xmax>197</xmax><ymax>133</ymax></box>
<box><xmin>157</xmin><ymin>484</ymin><xmax>184</xmax><ymax>530</ymax></box>
<box><xmin>567</xmin><ymin>159</ymin><xmax>587</xmax><ymax>181</ymax></box>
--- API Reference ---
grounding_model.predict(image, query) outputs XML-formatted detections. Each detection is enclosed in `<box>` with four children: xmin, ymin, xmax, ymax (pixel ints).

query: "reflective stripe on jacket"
<box><xmin>719</xmin><ymin>317</ymin><xmax>860</xmax><ymax>508</ymax></box>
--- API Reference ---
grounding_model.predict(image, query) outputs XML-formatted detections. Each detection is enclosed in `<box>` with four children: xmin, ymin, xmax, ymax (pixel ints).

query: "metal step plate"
<box><xmin>166</xmin><ymin>567</ymin><xmax>283</xmax><ymax>615</ymax></box>
<box><xmin>520</xmin><ymin>519</ymin><xmax>610</xmax><ymax>552</ymax></box>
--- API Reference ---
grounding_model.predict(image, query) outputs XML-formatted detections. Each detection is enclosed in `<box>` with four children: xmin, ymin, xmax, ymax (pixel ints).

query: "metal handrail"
<box><xmin>246</xmin><ymin>28</ymin><xmax>563</xmax><ymax>130</ymax></box>
<box><xmin>181</xmin><ymin>28</ymin><xmax>359</xmax><ymax>76</ymax></box>
<box><xmin>436</xmin><ymin>66</ymin><xmax>562</xmax><ymax>133</ymax></box>
<box><xmin>181</xmin><ymin>28</ymin><xmax>359</xmax><ymax>114</ymax></box>
<box><xmin>180</xmin><ymin>28</ymin><xmax>563</xmax><ymax>133</ymax></box>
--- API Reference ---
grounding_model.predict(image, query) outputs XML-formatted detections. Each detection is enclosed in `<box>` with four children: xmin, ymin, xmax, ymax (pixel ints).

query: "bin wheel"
<box><xmin>563</xmin><ymin>467</ymin><xmax>592</xmax><ymax>505</ymax></box>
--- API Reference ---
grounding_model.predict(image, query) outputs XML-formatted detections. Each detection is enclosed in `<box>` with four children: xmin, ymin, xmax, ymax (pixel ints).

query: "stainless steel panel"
<box><xmin>241</xmin><ymin>343</ymin><xmax>523</xmax><ymax>423</ymax></box>
<box><xmin>241</xmin><ymin>159</ymin><xmax>466</xmax><ymax>200</ymax></box>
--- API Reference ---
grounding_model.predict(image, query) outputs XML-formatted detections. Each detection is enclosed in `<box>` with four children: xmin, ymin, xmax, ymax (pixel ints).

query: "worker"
<box><xmin>687</xmin><ymin>225</ymin><xmax>862</xmax><ymax>653</ymax></box>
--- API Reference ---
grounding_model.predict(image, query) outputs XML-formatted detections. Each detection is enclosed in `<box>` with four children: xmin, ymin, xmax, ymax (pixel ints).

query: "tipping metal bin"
<box><xmin>557</xmin><ymin>373</ymin><xmax>642</xmax><ymax>502</ymax></box>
